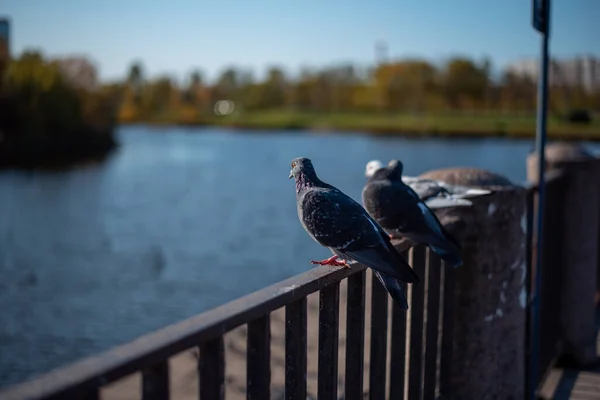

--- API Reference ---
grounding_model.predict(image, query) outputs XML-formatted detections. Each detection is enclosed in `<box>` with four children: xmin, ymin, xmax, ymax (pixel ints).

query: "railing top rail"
<box><xmin>0</xmin><ymin>263</ymin><xmax>366</xmax><ymax>400</ymax></box>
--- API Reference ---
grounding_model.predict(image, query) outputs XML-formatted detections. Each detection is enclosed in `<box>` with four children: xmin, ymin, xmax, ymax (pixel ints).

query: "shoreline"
<box><xmin>119</xmin><ymin>111</ymin><xmax>600</xmax><ymax>141</ymax></box>
<box><xmin>0</xmin><ymin>129</ymin><xmax>118</xmax><ymax>171</ymax></box>
<box><xmin>2</xmin><ymin>112</ymin><xmax>598</xmax><ymax>171</ymax></box>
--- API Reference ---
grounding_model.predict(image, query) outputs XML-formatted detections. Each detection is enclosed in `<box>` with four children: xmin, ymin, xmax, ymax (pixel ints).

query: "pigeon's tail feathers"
<box><xmin>373</xmin><ymin>271</ymin><xmax>409</xmax><ymax>310</ymax></box>
<box><xmin>403</xmin><ymin>228</ymin><xmax>463</xmax><ymax>269</ymax></box>
<box><xmin>425</xmin><ymin>197</ymin><xmax>472</xmax><ymax>209</ymax></box>
<box><xmin>340</xmin><ymin>244</ymin><xmax>419</xmax><ymax>284</ymax></box>
<box><xmin>430</xmin><ymin>243</ymin><xmax>463</xmax><ymax>268</ymax></box>
<box><xmin>412</xmin><ymin>203</ymin><xmax>464</xmax><ymax>268</ymax></box>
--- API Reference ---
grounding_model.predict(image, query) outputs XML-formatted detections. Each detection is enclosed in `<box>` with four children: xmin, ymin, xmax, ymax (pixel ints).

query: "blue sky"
<box><xmin>2</xmin><ymin>0</ymin><xmax>599</xmax><ymax>83</ymax></box>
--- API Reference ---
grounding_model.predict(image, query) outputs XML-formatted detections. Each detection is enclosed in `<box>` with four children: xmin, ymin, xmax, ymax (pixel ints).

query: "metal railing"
<box><xmin>0</xmin><ymin>246</ymin><xmax>455</xmax><ymax>400</ymax></box>
<box><xmin>0</xmin><ymin>167</ymin><xmax>587</xmax><ymax>400</ymax></box>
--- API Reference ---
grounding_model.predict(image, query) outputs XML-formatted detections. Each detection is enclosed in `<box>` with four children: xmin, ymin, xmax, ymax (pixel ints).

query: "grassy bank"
<box><xmin>132</xmin><ymin>111</ymin><xmax>600</xmax><ymax>141</ymax></box>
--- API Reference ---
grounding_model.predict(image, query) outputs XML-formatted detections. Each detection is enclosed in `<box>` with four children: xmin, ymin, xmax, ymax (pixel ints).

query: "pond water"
<box><xmin>1</xmin><ymin>125</ymin><xmax>598</xmax><ymax>387</ymax></box>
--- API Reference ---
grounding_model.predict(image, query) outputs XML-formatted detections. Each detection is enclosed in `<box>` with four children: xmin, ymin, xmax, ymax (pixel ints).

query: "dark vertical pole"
<box><xmin>530</xmin><ymin>1</ymin><xmax>551</xmax><ymax>399</ymax></box>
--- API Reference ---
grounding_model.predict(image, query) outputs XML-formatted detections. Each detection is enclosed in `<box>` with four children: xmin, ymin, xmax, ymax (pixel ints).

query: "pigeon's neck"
<box><xmin>373</xmin><ymin>168</ymin><xmax>402</xmax><ymax>182</ymax></box>
<box><xmin>296</xmin><ymin>172</ymin><xmax>321</xmax><ymax>193</ymax></box>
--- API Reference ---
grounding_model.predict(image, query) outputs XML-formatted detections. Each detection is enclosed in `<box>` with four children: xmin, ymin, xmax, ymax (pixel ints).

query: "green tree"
<box><xmin>441</xmin><ymin>57</ymin><xmax>490</xmax><ymax>110</ymax></box>
<box><xmin>215</xmin><ymin>67</ymin><xmax>240</xmax><ymax>102</ymax></box>
<box><xmin>54</xmin><ymin>56</ymin><xmax>98</xmax><ymax>90</ymax></box>
<box><xmin>5</xmin><ymin>51</ymin><xmax>83</xmax><ymax>136</ymax></box>
<box><xmin>127</xmin><ymin>61</ymin><xmax>145</xmax><ymax>106</ymax></box>
<box><xmin>182</xmin><ymin>69</ymin><xmax>203</xmax><ymax>105</ymax></box>
<box><xmin>141</xmin><ymin>76</ymin><xmax>174</xmax><ymax>115</ymax></box>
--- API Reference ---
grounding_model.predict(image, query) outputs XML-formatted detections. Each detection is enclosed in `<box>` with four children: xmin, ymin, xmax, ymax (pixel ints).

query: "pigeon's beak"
<box><xmin>288</xmin><ymin>170</ymin><xmax>293</xmax><ymax>179</ymax></box>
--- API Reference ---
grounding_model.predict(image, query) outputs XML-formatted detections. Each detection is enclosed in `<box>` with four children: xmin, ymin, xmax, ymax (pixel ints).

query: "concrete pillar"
<box><xmin>418</xmin><ymin>167</ymin><xmax>526</xmax><ymax>399</ymax></box>
<box><xmin>527</xmin><ymin>141</ymin><xmax>599</xmax><ymax>366</ymax></box>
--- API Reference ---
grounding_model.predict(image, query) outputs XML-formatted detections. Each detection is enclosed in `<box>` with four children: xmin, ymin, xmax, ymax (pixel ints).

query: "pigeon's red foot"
<box><xmin>310</xmin><ymin>255</ymin><xmax>350</xmax><ymax>268</ymax></box>
<box><xmin>389</xmin><ymin>234</ymin><xmax>401</xmax><ymax>240</ymax></box>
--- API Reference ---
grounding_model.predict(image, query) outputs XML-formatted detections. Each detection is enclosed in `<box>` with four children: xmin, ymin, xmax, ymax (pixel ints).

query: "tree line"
<box><xmin>1</xmin><ymin>50</ymin><xmax>599</xmax><ymax>168</ymax></box>
<box><xmin>116</xmin><ymin>57</ymin><xmax>600</xmax><ymax>122</ymax></box>
<box><xmin>4</xmin><ymin>50</ymin><xmax>599</xmax><ymax>125</ymax></box>
<box><xmin>0</xmin><ymin>51</ymin><xmax>118</xmax><ymax>168</ymax></box>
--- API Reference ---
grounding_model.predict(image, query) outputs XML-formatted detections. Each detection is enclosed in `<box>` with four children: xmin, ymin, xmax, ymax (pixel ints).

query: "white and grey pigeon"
<box><xmin>365</xmin><ymin>160</ymin><xmax>492</xmax><ymax>209</ymax></box>
<box><xmin>289</xmin><ymin>157</ymin><xmax>419</xmax><ymax>310</ymax></box>
<box><xmin>362</xmin><ymin>159</ymin><xmax>463</xmax><ymax>268</ymax></box>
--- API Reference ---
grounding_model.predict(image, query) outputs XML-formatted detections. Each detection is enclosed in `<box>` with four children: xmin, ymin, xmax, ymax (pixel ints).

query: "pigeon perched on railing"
<box><xmin>365</xmin><ymin>160</ymin><xmax>492</xmax><ymax>209</ymax></box>
<box><xmin>362</xmin><ymin>159</ymin><xmax>463</xmax><ymax>268</ymax></box>
<box><xmin>289</xmin><ymin>157</ymin><xmax>419</xmax><ymax>310</ymax></box>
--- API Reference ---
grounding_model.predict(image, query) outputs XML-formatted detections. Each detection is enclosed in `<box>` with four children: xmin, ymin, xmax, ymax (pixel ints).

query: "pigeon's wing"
<box><xmin>302</xmin><ymin>188</ymin><xmax>419</xmax><ymax>284</ymax></box>
<box><xmin>362</xmin><ymin>180</ymin><xmax>424</xmax><ymax>231</ymax></box>
<box><xmin>363</xmin><ymin>181</ymin><xmax>463</xmax><ymax>267</ymax></box>
<box><xmin>364</xmin><ymin>181</ymin><xmax>453</xmax><ymax>242</ymax></box>
<box><xmin>390</xmin><ymin>184</ymin><xmax>464</xmax><ymax>266</ymax></box>
<box><xmin>401</xmin><ymin>175</ymin><xmax>419</xmax><ymax>184</ymax></box>
<box><xmin>437</xmin><ymin>183</ymin><xmax>493</xmax><ymax>199</ymax></box>
<box><xmin>407</xmin><ymin>181</ymin><xmax>446</xmax><ymax>202</ymax></box>
<box><xmin>425</xmin><ymin>197</ymin><xmax>472</xmax><ymax>209</ymax></box>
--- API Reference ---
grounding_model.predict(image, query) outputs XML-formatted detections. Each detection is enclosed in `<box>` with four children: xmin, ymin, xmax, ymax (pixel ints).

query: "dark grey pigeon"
<box><xmin>362</xmin><ymin>159</ymin><xmax>463</xmax><ymax>268</ymax></box>
<box><xmin>289</xmin><ymin>157</ymin><xmax>419</xmax><ymax>310</ymax></box>
<box><xmin>365</xmin><ymin>160</ymin><xmax>492</xmax><ymax>209</ymax></box>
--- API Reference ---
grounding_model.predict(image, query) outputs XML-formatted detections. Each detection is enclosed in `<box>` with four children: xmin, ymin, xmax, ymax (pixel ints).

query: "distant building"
<box><xmin>506</xmin><ymin>56</ymin><xmax>600</xmax><ymax>92</ymax></box>
<box><xmin>375</xmin><ymin>41</ymin><xmax>388</xmax><ymax>66</ymax></box>
<box><xmin>0</xmin><ymin>18</ymin><xmax>9</xmax><ymax>64</ymax></box>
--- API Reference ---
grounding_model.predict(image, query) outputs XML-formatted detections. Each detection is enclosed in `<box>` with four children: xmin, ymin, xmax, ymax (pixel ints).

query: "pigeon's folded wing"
<box><xmin>425</xmin><ymin>197</ymin><xmax>472</xmax><ymax>209</ymax></box>
<box><xmin>302</xmin><ymin>188</ymin><xmax>419</xmax><ymax>283</ymax></box>
<box><xmin>407</xmin><ymin>181</ymin><xmax>446</xmax><ymax>201</ymax></box>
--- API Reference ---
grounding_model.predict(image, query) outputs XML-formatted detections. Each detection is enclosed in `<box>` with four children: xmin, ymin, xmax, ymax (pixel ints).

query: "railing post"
<box><xmin>419</xmin><ymin>167</ymin><xmax>527</xmax><ymax>399</ymax></box>
<box><xmin>527</xmin><ymin>142</ymin><xmax>599</xmax><ymax>367</ymax></box>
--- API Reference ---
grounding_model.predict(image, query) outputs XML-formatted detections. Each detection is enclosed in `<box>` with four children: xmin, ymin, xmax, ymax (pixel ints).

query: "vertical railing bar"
<box><xmin>439</xmin><ymin>261</ymin><xmax>456</xmax><ymax>398</ymax></box>
<box><xmin>142</xmin><ymin>360</ymin><xmax>170</xmax><ymax>400</ymax></box>
<box><xmin>423</xmin><ymin>250</ymin><xmax>441</xmax><ymax>400</ymax></box>
<box><xmin>435</xmin><ymin>262</ymin><xmax>445</xmax><ymax>398</ymax></box>
<box><xmin>198</xmin><ymin>336</ymin><xmax>225</xmax><ymax>400</ymax></box>
<box><xmin>369</xmin><ymin>270</ymin><xmax>389</xmax><ymax>400</ymax></box>
<box><xmin>247</xmin><ymin>314</ymin><xmax>271</xmax><ymax>400</ymax></box>
<box><xmin>389</xmin><ymin>291</ymin><xmax>407</xmax><ymax>399</ymax></box>
<box><xmin>389</xmin><ymin>250</ymin><xmax>408</xmax><ymax>400</ymax></box>
<box><xmin>407</xmin><ymin>245</ymin><xmax>426</xmax><ymax>400</ymax></box>
<box><xmin>285</xmin><ymin>297</ymin><xmax>307</xmax><ymax>400</ymax></box>
<box><xmin>318</xmin><ymin>282</ymin><xmax>340</xmax><ymax>400</ymax></box>
<box><xmin>345</xmin><ymin>270</ymin><xmax>366</xmax><ymax>400</ymax></box>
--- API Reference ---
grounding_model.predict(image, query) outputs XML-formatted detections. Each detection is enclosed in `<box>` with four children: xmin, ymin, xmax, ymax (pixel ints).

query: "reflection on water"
<box><xmin>1</xmin><ymin>125</ymin><xmax>599</xmax><ymax>387</ymax></box>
